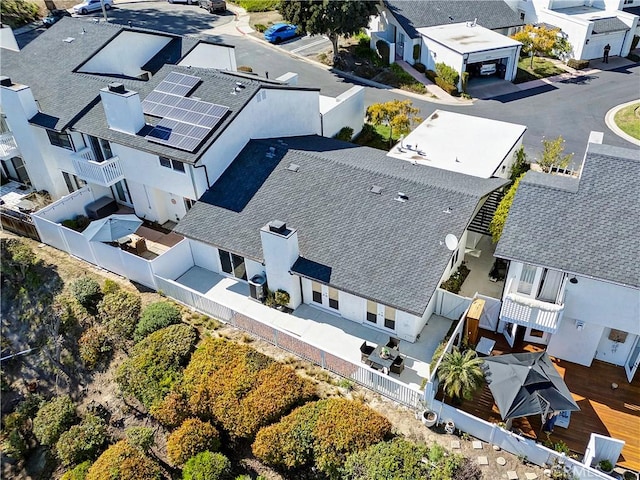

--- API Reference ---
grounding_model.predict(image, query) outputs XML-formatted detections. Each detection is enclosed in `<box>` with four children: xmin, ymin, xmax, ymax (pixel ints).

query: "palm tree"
<box><xmin>437</xmin><ymin>347</ymin><xmax>484</xmax><ymax>404</ymax></box>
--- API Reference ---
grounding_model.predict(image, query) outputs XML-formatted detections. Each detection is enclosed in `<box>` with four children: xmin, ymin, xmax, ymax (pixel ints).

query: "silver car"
<box><xmin>73</xmin><ymin>0</ymin><xmax>113</xmax><ymax>15</ymax></box>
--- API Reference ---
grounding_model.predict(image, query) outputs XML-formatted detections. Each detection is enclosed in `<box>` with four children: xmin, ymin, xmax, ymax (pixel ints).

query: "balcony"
<box><xmin>500</xmin><ymin>292</ymin><xmax>564</xmax><ymax>333</ymax></box>
<box><xmin>71</xmin><ymin>147</ymin><xmax>124</xmax><ymax>187</ymax></box>
<box><xmin>0</xmin><ymin>132</ymin><xmax>19</xmax><ymax>160</ymax></box>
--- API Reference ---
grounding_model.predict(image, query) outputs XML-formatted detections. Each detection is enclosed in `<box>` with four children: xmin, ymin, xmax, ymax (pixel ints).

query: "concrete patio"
<box><xmin>174</xmin><ymin>266</ymin><xmax>455</xmax><ymax>390</ymax></box>
<box><xmin>459</xmin><ymin>234</ymin><xmax>504</xmax><ymax>300</ymax></box>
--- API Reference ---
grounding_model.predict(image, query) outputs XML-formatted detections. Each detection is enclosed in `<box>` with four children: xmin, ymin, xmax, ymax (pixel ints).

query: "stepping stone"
<box><xmin>507</xmin><ymin>471</ymin><xmax>519</xmax><ymax>480</ymax></box>
<box><xmin>477</xmin><ymin>456</ymin><xmax>489</xmax><ymax>466</ymax></box>
<box><xmin>472</xmin><ymin>440</ymin><xmax>483</xmax><ymax>449</ymax></box>
<box><xmin>450</xmin><ymin>440</ymin><xmax>461</xmax><ymax>449</ymax></box>
<box><xmin>525</xmin><ymin>474</ymin><xmax>538</xmax><ymax>480</ymax></box>
<box><xmin>496</xmin><ymin>457</ymin><xmax>507</xmax><ymax>466</ymax></box>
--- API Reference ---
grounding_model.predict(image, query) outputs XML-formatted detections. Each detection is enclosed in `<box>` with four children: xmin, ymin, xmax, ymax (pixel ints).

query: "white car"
<box><xmin>73</xmin><ymin>0</ymin><xmax>113</xmax><ymax>14</ymax></box>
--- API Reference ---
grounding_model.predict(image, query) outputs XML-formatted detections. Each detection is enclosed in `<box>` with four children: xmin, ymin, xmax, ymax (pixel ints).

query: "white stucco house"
<box><xmin>0</xmin><ymin>18</ymin><xmax>364</xmax><ymax>225</ymax></box>
<box><xmin>504</xmin><ymin>0</ymin><xmax>640</xmax><ymax>60</ymax></box>
<box><xmin>495</xmin><ymin>141</ymin><xmax>640</xmax><ymax>382</ymax></box>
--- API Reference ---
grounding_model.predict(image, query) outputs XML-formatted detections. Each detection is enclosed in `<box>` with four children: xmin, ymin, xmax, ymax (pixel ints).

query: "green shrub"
<box><xmin>183</xmin><ymin>451</ymin><xmax>232</xmax><ymax>480</ymax></box>
<box><xmin>274</xmin><ymin>289</ymin><xmax>290</xmax><ymax>306</ymax></box>
<box><xmin>62</xmin><ymin>216</ymin><xmax>90</xmax><ymax>232</ymax></box>
<box><xmin>237</xmin><ymin>65</ymin><xmax>253</xmax><ymax>72</ymax></box>
<box><xmin>489</xmin><ymin>174</ymin><xmax>525</xmax><ymax>243</ymax></box>
<box><xmin>334</xmin><ymin>127</ymin><xmax>354</xmax><ymax>142</ymax></box>
<box><xmin>0</xmin><ymin>0</ymin><xmax>41</xmax><ymax>29</ymax></box>
<box><xmin>86</xmin><ymin>440</ymin><xmax>162</xmax><ymax>480</ymax></box>
<box><xmin>435</xmin><ymin>62</ymin><xmax>459</xmax><ymax>86</ymax></box>
<box><xmin>412</xmin><ymin>44</ymin><xmax>421</xmax><ymax>61</ymax></box>
<box><xmin>33</xmin><ymin>395</ymin><xmax>76</xmax><ymax>446</ymax></box>
<box><xmin>253</xmin><ymin>23</ymin><xmax>267</xmax><ymax>32</ymax></box>
<box><xmin>342</xmin><ymin>438</ymin><xmax>432</xmax><ymax>479</ymax></box>
<box><xmin>98</xmin><ymin>290</ymin><xmax>142</xmax><ymax>342</ymax></box>
<box><xmin>425</xmin><ymin>69</ymin><xmax>438</xmax><ymax>82</ymax></box>
<box><xmin>150</xmin><ymin>392</ymin><xmax>192</xmax><ymax>428</ymax></box>
<box><xmin>70</xmin><ymin>277</ymin><xmax>103</xmax><ymax>313</ymax></box>
<box><xmin>567</xmin><ymin>58</ymin><xmax>589</xmax><ymax>70</ymax></box>
<box><xmin>125</xmin><ymin>426</ymin><xmax>155</xmax><ymax>453</ymax></box>
<box><xmin>134</xmin><ymin>301</ymin><xmax>182</xmax><ymax>342</ymax></box>
<box><xmin>509</xmin><ymin>146</ymin><xmax>530</xmax><ymax>182</ymax></box>
<box><xmin>101</xmin><ymin>279</ymin><xmax>120</xmax><ymax>295</ymax></box>
<box><xmin>61</xmin><ymin>461</ymin><xmax>92</xmax><ymax>480</ymax></box>
<box><xmin>236</xmin><ymin>0</ymin><xmax>278</xmax><ymax>12</ymax></box>
<box><xmin>167</xmin><ymin>418</ymin><xmax>221</xmax><ymax>466</ymax></box>
<box><xmin>55</xmin><ymin>415</ymin><xmax>108</xmax><ymax>466</ymax></box>
<box><xmin>461</xmin><ymin>71</ymin><xmax>469</xmax><ymax>93</ymax></box>
<box><xmin>440</xmin><ymin>264</ymin><xmax>470</xmax><ymax>293</ymax></box>
<box><xmin>78</xmin><ymin>324</ymin><xmax>111</xmax><ymax>369</ymax></box>
<box><xmin>116</xmin><ymin>324</ymin><xmax>197</xmax><ymax>408</ymax></box>
<box><xmin>435</xmin><ymin>77</ymin><xmax>458</xmax><ymax>95</ymax></box>
<box><xmin>376</xmin><ymin>40</ymin><xmax>390</xmax><ymax>66</ymax></box>
<box><xmin>413</xmin><ymin>62</ymin><xmax>426</xmax><ymax>73</ymax></box>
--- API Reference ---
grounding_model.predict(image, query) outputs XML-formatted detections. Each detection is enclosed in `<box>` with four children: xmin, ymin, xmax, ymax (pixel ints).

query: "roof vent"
<box><xmin>269</xmin><ymin>220</ymin><xmax>287</xmax><ymax>234</ymax></box>
<box><xmin>395</xmin><ymin>192</ymin><xmax>409</xmax><ymax>203</ymax></box>
<box><xmin>0</xmin><ymin>77</ymin><xmax>12</xmax><ymax>87</ymax></box>
<box><xmin>286</xmin><ymin>163</ymin><xmax>300</xmax><ymax>172</ymax></box>
<box><xmin>108</xmin><ymin>82</ymin><xmax>126</xmax><ymax>94</ymax></box>
<box><xmin>369</xmin><ymin>185</ymin><xmax>383</xmax><ymax>194</ymax></box>
<box><xmin>235</xmin><ymin>82</ymin><xmax>246</xmax><ymax>89</ymax></box>
<box><xmin>63</xmin><ymin>37</ymin><xmax>75</xmax><ymax>43</ymax></box>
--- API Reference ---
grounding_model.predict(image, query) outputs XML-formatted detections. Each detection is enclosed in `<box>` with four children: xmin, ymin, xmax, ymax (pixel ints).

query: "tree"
<box><xmin>85</xmin><ymin>440</ymin><xmax>162</xmax><ymax>480</ymax></box>
<box><xmin>509</xmin><ymin>146</ymin><xmax>530</xmax><ymax>182</ymax></box>
<box><xmin>182</xmin><ymin>451</ymin><xmax>232</xmax><ymax>480</ymax></box>
<box><xmin>167</xmin><ymin>418</ymin><xmax>221</xmax><ymax>466</ymax></box>
<box><xmin>436</xmin><ymin>347</ymin><xmax>484</xmax><ymax>403</ymax></box>
<box><xmin>537</xmin><ymin>136</ymin><xmax>573</xmax><ymax>173</ymax></box>
<box><xmin>55</xmin><ymin>414</ymin><xmax>108</xmax><ymax>466</ymax></box>
<box><xmin>511</xmin><ymin>24</ymin><xmax>570</xmax><ymax>67</ymax></box>
<box><xmin>70</xmin><ymin>277</ymin><xmax>103</xmax><ymax>314</ymax></box>
<box><xmin>489</xmin><ymin>173</ymin><xmax>525</xmax><ymax>243</ymax></box>
<box><xmin>366</xmin><ymin>99</ymin><xmax>422</xmax><ymax>147</ymax></box>
<box><xmin>33</xmin><ymin>395</ymin><xmax>76</xmax><ymax>446</ymax></box>
<box><xmin>279</xmin><ymin>0</ymin><xmax>379</xmax><ymax>61</ymax></box>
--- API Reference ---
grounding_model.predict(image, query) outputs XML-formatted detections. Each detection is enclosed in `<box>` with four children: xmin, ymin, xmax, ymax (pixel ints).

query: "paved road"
<box><xmin>15</xmin><ymin>2</ymin><xmax>639</xmax><ymax>163</ymax></box>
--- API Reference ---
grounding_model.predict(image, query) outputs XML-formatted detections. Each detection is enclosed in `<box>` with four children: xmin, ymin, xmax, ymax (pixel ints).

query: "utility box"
<box><xmin>249</xmin><ymin>274</ymin><xmax>267</xmax><ymax>302</ymax></box>
<box><xmin>465</xmin><ymin>298</ymin><xmax>485</xmax><ymax>345</ymax></box>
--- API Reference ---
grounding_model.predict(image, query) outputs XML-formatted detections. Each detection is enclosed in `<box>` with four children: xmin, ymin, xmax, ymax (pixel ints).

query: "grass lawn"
<box><xmin>614</xmin><ymin>103</ymin><xmax>640</xmax><ymax>140</ymax></box>
<box><xmin>514</xmin><ymin>56</ymin><xmax>565</xmax><ymax>84</ymax></box>
<box><xmin>353</xmin><ymin>124</ymin><xmax>399</xmax><ymax>151</ymax></box>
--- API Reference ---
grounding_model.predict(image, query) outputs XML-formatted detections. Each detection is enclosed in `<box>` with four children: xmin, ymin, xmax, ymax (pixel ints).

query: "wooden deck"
<box><xmin>455</xmin><ymin>330</ymin><xmax>640</xmax><ymax>471</ymax></box>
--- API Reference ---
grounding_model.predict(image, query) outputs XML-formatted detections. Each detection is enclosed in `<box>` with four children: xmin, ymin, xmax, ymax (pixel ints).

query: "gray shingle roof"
<box><xmin>591</xmin><ymin>17</ymin><xmax>630</xmax><ymax>34</ymax></box>
<box><xmin>175</xmin><ymin>136</ymin><xmax>507</xmax><ymax>315</ymax></box>
<box><xmin>1</xmin><ymin>18</ymin><xmax>314</xmax><ymax>163</ymax></box>
<box><xmin>384</xmin><ymin>0</ymin><xmax>524</xmax><ymax>38</ymax></box>
<box><xmin>495</xmin><ymin>143</ymin><xmax>640</xmax><ymax>289</ymax></box>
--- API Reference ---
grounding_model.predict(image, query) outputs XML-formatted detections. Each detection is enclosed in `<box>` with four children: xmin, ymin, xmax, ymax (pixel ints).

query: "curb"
<box><xmin>604</xmin><ymin>100</ymin><xmax>640</xmax><ymax>146</ymax></box>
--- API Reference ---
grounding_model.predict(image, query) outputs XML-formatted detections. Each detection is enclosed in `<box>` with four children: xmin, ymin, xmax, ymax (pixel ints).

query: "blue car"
<box><xmin>264</xmin><ymin>23</ymin><xmax>298</xmax><ymax>43</ymax></box>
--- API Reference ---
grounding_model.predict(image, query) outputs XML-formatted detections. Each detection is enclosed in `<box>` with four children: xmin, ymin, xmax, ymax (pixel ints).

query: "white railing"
<box><xmin>71</xmin><ymin>148</ymin><xmax>124</xmax><ymax>187</ymax></box>
<box><xmin>0</xmin><ymin>132</ymin><xmax>19</xmax><ymax>159</ymax></box>
<box><xmin>500</xmin><ymin>294</ymin><xmax>563</xmax><ymax>333</ymax></box>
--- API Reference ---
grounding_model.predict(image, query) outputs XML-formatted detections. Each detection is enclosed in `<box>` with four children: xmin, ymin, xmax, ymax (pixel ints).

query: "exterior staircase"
<box><xmin>468</xmin><ymin>189</ymin><xmax>505</xmax><ymax>236</ymax></box>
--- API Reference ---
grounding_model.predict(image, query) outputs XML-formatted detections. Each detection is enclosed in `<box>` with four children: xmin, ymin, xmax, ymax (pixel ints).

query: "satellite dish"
<box><xmin>444</xmin><ymin>234</ymin><xmax>458</xmax><ymax>251</ymax></box>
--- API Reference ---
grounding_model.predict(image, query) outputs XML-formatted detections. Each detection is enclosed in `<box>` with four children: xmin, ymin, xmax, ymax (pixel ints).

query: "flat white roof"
<box><xmin>417</xmin><ymin>22</ymin><xmax>521</xmax><ymax>54</ymax></box>
<box><xmin>386</xmin><ymin>110</ymin><xmax>526</xmax><ymax>178</ymax></box>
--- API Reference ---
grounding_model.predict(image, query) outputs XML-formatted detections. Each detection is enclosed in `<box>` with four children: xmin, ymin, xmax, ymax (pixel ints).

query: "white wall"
<box><xmin>0</xmin><ymin>26</ymin><xmax>19</xmax><ymax>52</ymax></box>
<box><xmin>190</xmin><ymin>239</ymin><xmax>220</xmax><ymax>271</ymax></box>
<box><xmin>422</xmin><ymin>38</ymin><xmax>464</xmax><ymax>74</ymax></box>
<box><xmin>178</xmin><ymin>43</ymin><xmax>237</xmax><ymax>71</ymax></box>
<box><xmin>396</xmin><ymin>309</ymin><xmax>422</xmax><ymax>342</ymax></box>
<box><xmin>260</xmin><ymin>224</ymin><xmax>301</xmax><ymax>308</ymax></box>
<box><xmin>319</xmin><ymin>86</ymin><xmax>365</xmax><ymax>139</ymax></box>
<box><xmin>78</xmin><ymin>31</ymin><xmax>171</xmax><ymax>77</ymax></box>
<box><xmin>151</xmin><ymin>238</ymin><xmax>193</xmax><ymax>280</ymax></box>
<box><xmin>595</xmin><ymin>331</ymin><xmax>636</xmax><ymax>366</ymax></box>
<box><xmin>548</xmin><ymin>315</ymin><xmax>604</xmax><ymax>366</ymax></box>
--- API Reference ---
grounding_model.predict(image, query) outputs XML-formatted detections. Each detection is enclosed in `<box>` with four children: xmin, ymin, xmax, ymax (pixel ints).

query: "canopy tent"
<box><xmin>482</xmin><ymin>351</ymin><xmax>580</xmax><ymax>421</ymax></box>
<box><xmin>82</xmin><ymin>214</ymin><xmax>142</xmax><ymax>242</ymax></box>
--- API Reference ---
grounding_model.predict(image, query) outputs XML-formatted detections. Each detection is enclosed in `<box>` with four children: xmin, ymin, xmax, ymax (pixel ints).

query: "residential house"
<box><xmin>504</xmin><ymin>0</ymin><xmax>639</xmax><ymax>60</ymax></box>
<box><xmin>0</xmin><ymin>18</ymin><xmax>363</xmax><ymax>225</ymax></box>
<box><xmin>369</xmin><ymin>0</ymin><xmax>524</xmax><ymax>85</ymax></box>
<box><xmin>495</xmin><ymin>142</ymin><xmax>640</xmax><ymax>382</ymax></box>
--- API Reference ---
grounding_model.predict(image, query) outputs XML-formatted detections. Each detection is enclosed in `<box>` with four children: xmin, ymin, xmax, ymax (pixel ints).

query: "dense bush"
<box><xmin>60</xmin><ymin>461</ymin><xmax>92</xmax><ymax>480</ymax></box>
<box><xmin>236</xmin><ymin>0</ymin><xmax>279</xmax><ymax>12</ymax></box>
<box><xmin>334</xmin><ymin>126</ymin><xmax>354</xmax><ymax>142</ymax></box>
<box><xmin>435</xmin><ymin>76</ymin><xmax>458</xmax><ymax>95</ymax></box>
<box><xmin>567</xmin><ymin>58</ymin><xmax>589</xmax><ymax>70</ymax></box>
<box><xmin>102</xmin><ymin>279</ymin><xmax>120</xmax><ymax>295</ymax></box>
<box><xmin>98</xmin><ymin>290</ymin><xmax>142</xmax><ymax>342</ymax></box>
<box><xmin>182</xmin><ymin>451</ymin><xmax>232</xmax><ymax>480</ymax></box>
<box><xmin>150</xmin><ymin>391</ymin><xmax>192</xmax><ymax>428</ymax></box>
<box><xmin>489</xmin><ymin>173</ymin><xmax>525</xmax><ymax>243</ymax></box>
<box><xmin>134</xmin><ymin>301</ymin><xmax>181</xmax><ymax>342</ymax></box>
<box><xmin>440</xmin><ymin>264</ymin><xmax>470</xmax><ymax>293</ymax></box>
<box><xmin>413</xmin><ymin>62</ymin><xmax>426</xmax><ymax>73</ymax></box>
<box><xmin>33</xmin><ymin>395</ymin><xmax>76</xmax><ymax>446</ymax></box>
<box><xmin>167</xmin><ymin>418</ymin><xmax>221</xmax><ymax>466</ymax></box>
<box><xmin>1</xmin><ymin>238</ymin><xmax>42</xmax><ymax>290</ymax></box>
<box><xmin>237</xmin><ymin>65</ymin><xmax>253</xmax><ymax>72</ymax></box>
<box><xmin>78</xmin><ymin>324</ymin><xmax>112</xmax><ymax>369</ymax></box>
<box><xmin>125</xmin><ymin>426</ymin><xmax>155</xmax><ymax>453</ymax></box>
<box><xmin>342</xmin><ymin>438</ymin><xmax>431</xmax><ymax>479</ymax></box>
<box><xmin>413</xmin><ymin>44</ymin><xmax>421</xmax><ymax>61</ymax></box>
<box><xmin>435</xmin><ymin>62</ymin><xmax>459</xmax><ymax>86</ymax></box>
<box><xmin>0</xmin><ymin>0</ymin><xmax>40</xmax><ymax>28</ymax></box>
<box><xmin>180</xmin><ymin>337</ymin><xmax>315</xmax><ymax>439</ymax></box>
<box><xmin>425</xmin><ymin>69</ymin><xmax>438</xmax><ymax>83</ymax></box>
<box><xmin>85</xmin><ymin>440</ymin><xmax>162</xmax><ymax>480</ymax></box>
<box><xmin>70</xmin><ymin>277</ymin><xmax>103</xmax><ymax>313</ymax></box>
<box><xmin>55</xmin><ymin>414</ymin><xmax>108</xmax><ymax>466</ymax></box>
<box><xmin>376</xmin><ymin>40</ymin><xmax>390</xmax><ymax>66</ymax></box>
<box><xmin>253</xmin><ymin>398</ymin><xmax>391</xmax><ymax>477</ymax></box>
<box><xmin>116</xmin><ymin>324</ymin><xmax>197</xmax><ymax>408</ymax></box>
<box><xmin>61</xmin><ymin>215</ymin><xmax>90</xmax><ymax>233</ymax></box>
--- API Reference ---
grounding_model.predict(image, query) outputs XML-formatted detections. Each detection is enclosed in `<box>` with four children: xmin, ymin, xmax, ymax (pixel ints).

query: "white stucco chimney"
<box><xmin>0</xmin><ymin>77</ymin><xmax>38</xmax><ymax>119</ymax></box>
<box><xmin>0</xmin><ymin>25</ymin><xmax>20</xmax><ymax>52</ymax></box>
<box><xmin>260</xmin><ymin>220</ymin><xmax>302</xmax><ymax>309</ymax></box>
<box><xmin>99</xmin><ymin>82</ymin><xmax>145</xmax><ymax>135</ymax></box>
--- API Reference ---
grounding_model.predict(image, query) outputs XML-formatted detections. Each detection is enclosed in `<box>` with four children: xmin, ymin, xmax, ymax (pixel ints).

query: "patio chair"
<box><xmin>386</xmin><ymin>337</ymin><xmax>400</xmax><ymax>351</ymax></box>
<box><xmin>390</xmin><ymin>356</ymin><xmax>404</xmax><ymax>375</ymax></box>
<box><xmin>360</xmin><ymin>341</ymin><xmax>375</xmax><ymax>364</ymax></box>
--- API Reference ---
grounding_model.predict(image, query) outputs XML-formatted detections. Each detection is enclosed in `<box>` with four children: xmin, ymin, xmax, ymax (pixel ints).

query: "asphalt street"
<box><xmin>14</xmin><ymin>1</ymin><xmax>640</xmax><ymax>164</ymax></box>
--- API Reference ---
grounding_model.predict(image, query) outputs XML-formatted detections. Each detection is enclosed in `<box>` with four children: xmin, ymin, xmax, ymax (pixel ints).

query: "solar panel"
<box><xmin>146</xmin><ymin>116</ymin><xmax>215</xmax><ymax>152</ymax></box>
<box><xmin>154</xmin><ymin>72</ymin><xmax>201</xmax><ymax>97</ymax></box>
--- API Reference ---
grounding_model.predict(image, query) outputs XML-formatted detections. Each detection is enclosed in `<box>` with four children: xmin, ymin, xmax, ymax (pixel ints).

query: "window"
<box><xmin>87</xmin><ymin>135</ymin><xmax>113</xmax><ymax>162</ymax></box>
<box><xmin>384</xmin><ymin>306</ymin><xmax>396</xmax><ymax>330</ymax></box>
<box><xmin>312</xmin><ymin>281</ymin><xmax>322</xmax><ymax>304</ymax></box>
<box><xmin>529</xmin><ymin>329</ymin><xmax>544</xmax><ymax>338</ymax></box>
<box><xmin>184</xmin><ymin>198</ymin><xmax>195</xmax><ymax>211</ymax></box>
<box><xmin>47</xmin><ymin>129</ymin><xmax>73</xmax><ymax>150</ymax></box>
<box><xmin>328</xmin><ymin>287</ymin><xmax>339</xmax><ymax>310</ymax></box>
<box><xmin>366</xmin><ymin>300</ymin><xmax>377</xmax><ymax>323</ymax></box>
<box><xmin>159</xmin><ymin>156</ymin><xmax>185</xmax><ymax>172</ymax></box>
<box><xmin>62</xmin><ymin>172</ymin><xmax>86</xmax><ymax>193</ymax></box>
<box><xmin>218</xmin><ymin>249</ymin><xmax>247</xmax><ymax>280</ymax></box>
<box><xmin>517</xmin><ymin>264</ymin><xmax>537</xmax><ymax>295</ymax></box>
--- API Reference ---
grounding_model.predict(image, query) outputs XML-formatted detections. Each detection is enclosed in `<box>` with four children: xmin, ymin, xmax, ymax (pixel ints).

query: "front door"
<box><xmin>397</xmin><ymin>33</ymin><xmax>405</xmax><ymax>58</ymax></box>
<box><xmin>111</xmin><ymin>179</ymin><xmax>132</xmax><ymax>206</ymax></box>
<box><xmin>503</xmin><ymin>321</ymin><xmax>518</xmax><ymax>347</ymax></box>
<box><xmin>625</xmin><ymin>336</ymin><xmax>640</xmax><ymax>382</ymax></box>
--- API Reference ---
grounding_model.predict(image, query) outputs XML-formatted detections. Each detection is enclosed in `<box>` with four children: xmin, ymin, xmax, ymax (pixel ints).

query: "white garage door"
<box><xmin>582</xmin><ymin>32</ymin><xmax>626</xmax><ymax>59</ymax></box>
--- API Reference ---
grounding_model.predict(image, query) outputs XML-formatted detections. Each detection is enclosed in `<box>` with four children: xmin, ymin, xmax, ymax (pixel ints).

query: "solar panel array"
<box><xmin>142</xmin><ymin>72</ymin><xmax>230</xmax><ymax>152</ymax></box>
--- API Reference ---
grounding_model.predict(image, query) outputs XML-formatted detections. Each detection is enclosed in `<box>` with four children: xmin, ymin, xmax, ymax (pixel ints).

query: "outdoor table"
<box><xmin>368</xmin><ymin>345</ymin><xmax>399</xmax><ymax>372</ymax></box>
<box><xmin>476</xmin><ymin>336</ymin><xmax>496</xmax><ymax>357</ymax></box>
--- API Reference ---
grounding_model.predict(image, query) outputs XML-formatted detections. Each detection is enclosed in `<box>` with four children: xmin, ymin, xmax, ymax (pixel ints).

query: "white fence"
<box><xmin>434</xmin><ymin>288</ymin><xmax>473</xmax><ymax>320</ymax></box>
